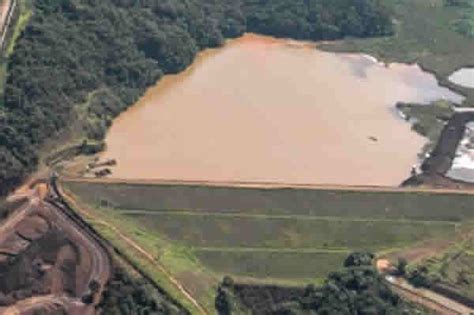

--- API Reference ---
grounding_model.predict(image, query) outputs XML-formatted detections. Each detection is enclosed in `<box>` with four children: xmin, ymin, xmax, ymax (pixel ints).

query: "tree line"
<box><xmin>0</xmin><ymin>0</ymin><xmax>394</xmax><ymax>195</ymax></box>
<box><xmin>98</xmin><ymin>267</ymin><xmax>186</xmax><ymax>315</ymax></box>
<box><xmin>216</xmin><ymin>252</ymin><xmax>419</xmax><ymax>314</ymax></box>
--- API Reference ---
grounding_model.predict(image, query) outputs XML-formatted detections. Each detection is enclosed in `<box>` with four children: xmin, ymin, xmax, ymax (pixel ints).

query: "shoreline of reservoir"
<box><xmin>97</xmin><ymin>34</ymin><xmax>464</xmax><ymax>187</ymax></box>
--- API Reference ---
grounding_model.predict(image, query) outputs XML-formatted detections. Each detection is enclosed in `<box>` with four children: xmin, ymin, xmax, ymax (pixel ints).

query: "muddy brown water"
<box><xmin>101</xmin><ymin>34</ymin><xmax>462</xmax><ymax>186</ymax></box>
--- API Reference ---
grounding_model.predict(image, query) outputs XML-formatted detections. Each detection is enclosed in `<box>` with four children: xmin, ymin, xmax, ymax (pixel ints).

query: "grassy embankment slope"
<box><xmin>64</xmin><ymin>181</ymin><xmax>474</xmax><ymax>313</ymax></box>
<box><xmin>323</xmin><ymin>0</ymin><xmax>474</xmax><ymax>151</ymax></box>
<box><xmin>413</xmin><ymin>233</ymin><xmax>474</xmax><ymax>301</ymax></box>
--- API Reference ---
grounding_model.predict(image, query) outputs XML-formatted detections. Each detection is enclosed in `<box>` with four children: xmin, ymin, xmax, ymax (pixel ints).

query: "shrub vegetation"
<box><xmin>216</xmin><ymin>252</ymin><xmax>418</xmax><ymax>314</ymax></box>
<box><xmin>98</xmin><ymin>267</ymin><xmax>186</xmax><ymax>315</ymax></box>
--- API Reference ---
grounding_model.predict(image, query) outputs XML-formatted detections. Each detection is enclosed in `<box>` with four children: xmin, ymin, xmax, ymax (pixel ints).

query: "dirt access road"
<box><xmin>0</xmin><ymin>0</ymin><xmax>11</xmax><ymax>29</ymax></box>
<box><xmin>67</xmin><ymin>176</ymin><xmax>474</xmax><ymax>195</ymax></box>
<box><xmin>58</xmin><ymin>183</ymin><xmax>208</xmax><ymax>315</ymax></box>
<box><xmin>0</xmin><ymin>0</ymin><xmax>15</xmax><ymax>48</ymax></box>
<box><xmin>1</xmin><ymin>296</ymin><xmax>88</xmax><ymax>315</ymax></box>
<box><xmin>0</xmin><ymin>186</ymin><xmax>40</xmax><ymax>245</ymax></box>
<box><xmin>0</xmin><ymin>181</ymin><xmax>111</xmax><ymax>315</ymax></box>
<box><xmin>387</xmin><ymin>277</ymin><xmax>474</xmax><ymax>315</ymax></box>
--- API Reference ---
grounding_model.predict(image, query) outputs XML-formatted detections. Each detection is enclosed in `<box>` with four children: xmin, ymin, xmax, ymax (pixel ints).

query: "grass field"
<box><xmin>66</xmin><ymin>181</ymin><xmax>474</xmax><ymax>221</ymax></box>
<box><xmin>122</xmin><ymin>211</ymin><xmax>457</xmax><ymax>250</ymax></box>
<box><xmin>64</xmin><ymin>181</ymin><xmax>469</xmax><ymax>313</ymax></box>
<box><xmin>62</xmin><ymin>195</ymin><xmax>213</xmax><ymax>314</ymax></box>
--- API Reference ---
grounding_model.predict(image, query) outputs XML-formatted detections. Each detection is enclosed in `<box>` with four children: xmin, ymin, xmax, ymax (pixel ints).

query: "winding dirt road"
<box><xmin>0</xmin><ymin>181</ymin><xmax>111</xmax><ymax>314</ymax></box>
<box><xmin>4</xmin><ymin>176</ymin><xmax>474</xmax><ymax>314</ymax></box>
<box><xmin>1</xmin><ymin>295</ymin><xmax>89</xmax><ymax>315</ymax></box>
<box><xmin>0</xmin><ymin>0</ymin><xmax>16</xmax><ymax>48</ymax></box>
<box><xmin>44</xmin><ymin>200</ymin><xmax>111</xmax><ymax>297</ymax></box>
<box><xmin>58</xmin><ymin>184</ymin><xmax>208</xmax><ymax>315</ymax></box>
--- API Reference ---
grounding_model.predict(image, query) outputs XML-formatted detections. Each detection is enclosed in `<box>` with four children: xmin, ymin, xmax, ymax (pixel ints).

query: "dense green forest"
<box><xmin>0</xmin><ymin>0</ymin><xmax>393</xmax><ymax>195</ymax></box>
<box><xmin>216</xmin><ymin>252</ymin><xmax>418</xmax><ymax>314</ymax></box>
<box><xmin>98</xmin><ymin>267</ymin><xmax>186</xmax><ymax>315</ymax></box>
<box><xmin>447</xmin><ymin>0</ymin><xmax>474</xmax><ymax>38</ymax></box>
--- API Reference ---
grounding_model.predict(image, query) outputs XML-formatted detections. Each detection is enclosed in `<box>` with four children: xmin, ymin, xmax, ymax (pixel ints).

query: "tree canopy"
<box><xmin>216</xmin><ymin>252</ymin><xmax>415</xmax><ymax>315</ymax></box>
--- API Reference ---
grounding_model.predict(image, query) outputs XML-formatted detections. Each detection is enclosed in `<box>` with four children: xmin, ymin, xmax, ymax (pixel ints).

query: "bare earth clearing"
<box><xmin>0</xmin><ymin>182</ymin><xmax>111</xmax><ymax>315</ymax></box>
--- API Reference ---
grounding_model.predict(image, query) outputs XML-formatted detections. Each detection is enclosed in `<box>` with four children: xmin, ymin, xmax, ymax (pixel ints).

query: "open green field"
<box><xmin>66</xmin><ymin>181</ymin><xmax>474</xmax><ymax>221</ymax></box>
<box><xmin>122</xmin><ymin>211</ymin><xmax>457</xmax><ymax>249</ymax></box>
<box><xmin>323</xmin><ymin>0</ymin><xmax>474</xmax><ymax>106</ymax></box>
<box><xmin>64</xmin><ymin>180</ymin><xmax>471</xmax><ymax>313</ymax></box>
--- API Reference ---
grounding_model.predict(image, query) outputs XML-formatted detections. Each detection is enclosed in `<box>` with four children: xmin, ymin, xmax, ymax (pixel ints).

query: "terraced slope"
<box><xmin>64</xmin><ymin>181</ymin><xmax>474</xmax><ymax>220</ymax></box>
<box><xmin>63</xmin><ymin>180</ymin><xmax>471</xmax><ymax>311</ymax></box>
